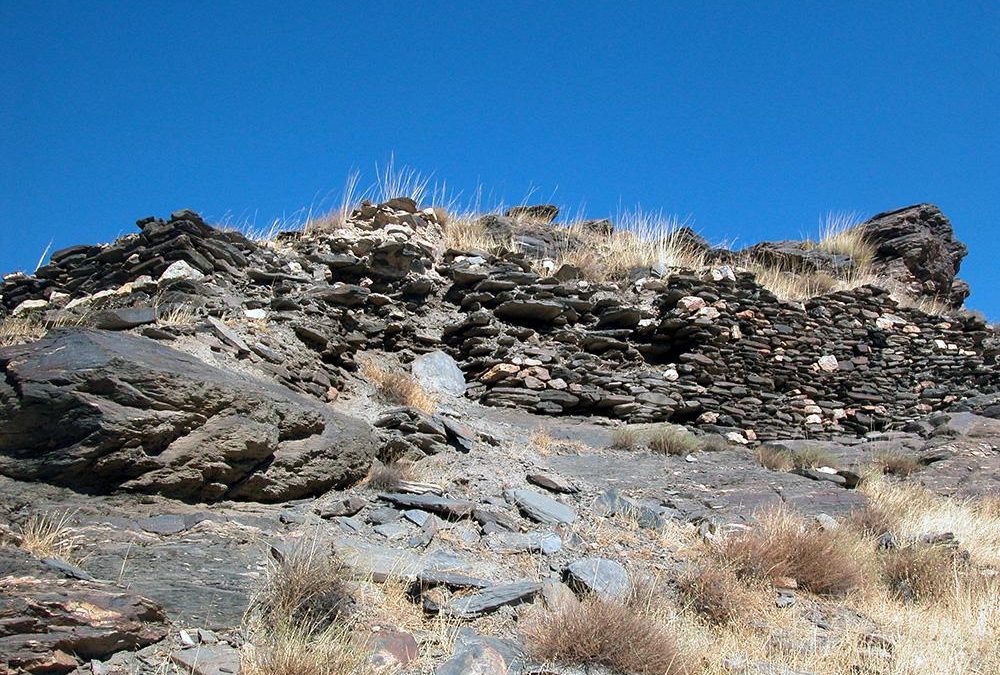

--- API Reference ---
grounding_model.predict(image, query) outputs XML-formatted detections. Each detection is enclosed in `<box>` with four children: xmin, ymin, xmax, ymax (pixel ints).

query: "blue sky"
<box><xmin>2</xmin><ymin>2</ymin><xmax>997</xmax><ymax>317</ymax></box>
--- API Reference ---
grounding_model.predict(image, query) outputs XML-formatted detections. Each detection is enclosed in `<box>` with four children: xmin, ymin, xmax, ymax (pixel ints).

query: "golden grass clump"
<box><xmin>872</xmin><ymin>450</ymin><xmax>921</xmax><ymax>477</ymax></box>
<box><xmin>241</xmin><ymin>619</ymin><xmax>370</xmax><ymax>675</ymax></box>
<box><xmin>648</xmin><ymin>426</ymin><xmax>700</xmax><ymax>456</ymax></box>
<box><xmin>0</xmin><ymin>314</ymin><xmax>48</xmax><ymax>347</ymax></box>
<box><xmin>676</xmin><ymin>564</ymin><xmax>756</xmax><ymax>625</ymax></box>
<box><xmin>712</xmin><ymin>508</ymin><xmax>865</xmax><ymax>596</ymax></box>
<box><xmin>880</xmin><ymin>544</ymin><xmax>963</xmax><ymax>602</ymax></box>
<box><xmin>860</xmin><ymin>477</ymin><xmax>1000</xmax><ymax>568</ymax></box>
<box><xmin>366</xmin><ymin>461</ymin><xmax>412</xmax><ymax>491</ymax></box>
<box><xmin>241</xmin><ymin>541</ymin><xmax>368</xmax><ymax>675</ymax></box>
<box><xmin>523</xmin><ymin>595</ymin><xmax>688</xmax><ymax>675</ymax></box>
<box><xmin>248</xmin><ymin>542</ymin><xmax>353</xmax><ymax>629</ymax></box>
<box><xmin>754</xmin><ymin>445</ymin><xmax>837</xmax><ymax>471</ymax></box>
<box><xmin>811</xmin><ymin>212</ymin><xmax>876</xmax><ymax>269</ymax></box>
<box><xmin>359</xmin><ymin>358</ymin><xmax>438</xmax><ymax>414</ymax></box>
<box><xmin>610</xmin><ymin>425</ymin><xmax>642</xmax><ymax>450</ymax></box>
<box><xmin>13</xmin><ymin>511</ymin><xmax>80</xmax><ymax>562</ymax></box>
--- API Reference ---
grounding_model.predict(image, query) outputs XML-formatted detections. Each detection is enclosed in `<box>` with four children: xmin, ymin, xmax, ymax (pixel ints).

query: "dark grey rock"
<box><xmin>0</xmin><ymin>329</ymin><xmax>375</xmax><ymax>503</ymax></box>
<box><xmin>505</xmin><ymin>489</ymin><xmax>576</xmax><ymax>525</ymax></box>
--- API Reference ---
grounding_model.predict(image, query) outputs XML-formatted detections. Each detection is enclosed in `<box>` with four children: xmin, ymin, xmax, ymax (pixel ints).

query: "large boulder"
<box><xmin>862</xmin><ymin>204</ymin><xmax>969</xmax><ymax>307</ymax></box>
<box><xmin>0</xmin><ymin>329</ymin><xmax>375</xmax><ymax>502</ymax></box>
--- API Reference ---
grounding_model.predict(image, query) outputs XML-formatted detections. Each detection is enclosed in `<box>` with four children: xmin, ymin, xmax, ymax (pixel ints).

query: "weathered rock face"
<box><xmin>0</xmin><ymin>550</ymin><xmax>168</xmax><ymax>674</ymax></box>
<box><xmin>863</xmin><ymin>204</ymin><xmax>969</xmax><ymax>307</ymax></box>
<box><xmin>0</xmin><ymin>329</ymin><xmax>375</xmax><ymax>502</ymax></box>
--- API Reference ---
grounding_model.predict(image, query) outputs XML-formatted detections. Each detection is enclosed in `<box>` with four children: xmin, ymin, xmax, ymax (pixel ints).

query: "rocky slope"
<box><xmin>0</xmin><ymin>200</ymin><xmax>997</xmax><ymax>674</ymax></box>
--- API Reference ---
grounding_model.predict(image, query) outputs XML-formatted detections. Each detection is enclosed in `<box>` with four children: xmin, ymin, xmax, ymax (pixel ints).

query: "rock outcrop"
<box><xmin>862</xmin><ymin>204</ymin><xmax>969</xmax><ymax>307</ymax></box>
<box><xmin>0</xmin><ymin>329</ymin><xmax>375</xmax><ymax>502</ymax></box>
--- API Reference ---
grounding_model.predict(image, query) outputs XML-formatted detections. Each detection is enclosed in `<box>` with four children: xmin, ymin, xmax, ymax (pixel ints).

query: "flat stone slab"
<box><xmin>505</xmin><ymin>489</ymin><xmax>576</xmax><ymax>525</ymax></box>
<box><xmin>170</xmin><ymin>644</ymin><xmax>241</xmax><ymax>675</ymax></box>
<box><xmin>379</xmin><ymin>493</ymin><xmax>475</xmax><ymax>520</ymax></box>
<box><xmin>565</xmin><ymin>557</ymin><xmax>630</xmax><ymax>600</ymax></box>
<box><xmin>485</xmin><ymin>531</ymin><xmax>561</xmax><ymax>555</ymax></box>
<box><xmin>526</xmin><ymin>471</ymin><xmax>578</xmax><ymax>494</ymax></box>
<box><xmin>440</xmin><ymin>581</ymin><xmax>542</xmax><ymax>618</ymax></box>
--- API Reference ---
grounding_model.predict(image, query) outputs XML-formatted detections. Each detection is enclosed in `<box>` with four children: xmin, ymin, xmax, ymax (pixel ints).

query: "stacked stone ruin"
<box><xmin>2</xmin><ymin>201</ymin><xmax>997</xmax><ymax>444</ymax></box>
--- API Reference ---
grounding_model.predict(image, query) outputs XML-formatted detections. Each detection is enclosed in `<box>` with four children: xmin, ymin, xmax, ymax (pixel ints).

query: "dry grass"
<box><xmin>753</xmin><ymin>445</ymin><xmax>795</xmax><ymax>472</ymax></box>
<box><xmin>0</xmin><ymin>310</ymin><xmax>91</xmax><ymax>347</ymax></box>
<box><xmin>754</xmin><ymin>445</ymin><xmax>837</xmax><ymax>471</ymax></box>
<box><xmin>676</xmin><ymin>564</ymin><xmax>757</xmax><ymax>626</ymax></box>
<box><xmin>0</xmin><ymin>313</ymin><xmax>48</xmax><ymax>347</ymax></box>
<box><xmin>648</xmin><ymin>426</ymin><xmax>700</xmax><ymax>456</ymax></box>
<box><xmin>809</xmin><ymin>212</ymin><xmax>876</xmax><ymax>269</ymax></box>
<box><xmin>241</xmin><ymin>616</ymin><xmax>371</xmax><ymax>675</ymax></box>
<box><xmin>610</xmin><ymin>425</ymin><xmax>642</xmax><ymax>450</ymax></box>
<box><xmin>359</xmin><ymin>358</ymin><xmax>438</xmax><ymax>414</ymax></box>
<box><xmin>872</xmin><ymin>450</ymin><xmax>921</xmax><ymax>477</ymax></box>
<box><xmin>366</xmin><ymin>462</ymin><xmax>412</xmax><ymax>491</ymax></box>
<box><xmin>880</xmin><ymin>544</ymin><xmax>964</xmax><ymax>602</ymax></box>
<box><xmin>13</xmin><ymin>511</ymin><xmax>80</xmax><ymax>562</ymax></box>
<box><xmin>247</xmin><ymin>541</ymin><xmax>353</xmax><ymax>629</ymax></box>
<box><xmin>523</xmin><ymin>595</ymin><xmax>689</xmax><ymax>675</ymax></box>
<box><xmin>528</xmin><ymin>428</ymin><xmax>555</xmax><ymax>456</ymax></box>
<box><xmin>611</xmin><ymin>424</ymin><xmax>699</xmax><ymax>456</ymax></box>
<box><xmin>241</xmin><ymin>540</ymin><xmax>368</xmax><ymax>675</ymax></box>
<box><xmin>712</xmin><ymin>508</ymin><xmax>865</xmax><ymax>596</ymax></box>
<box><xmin>860</xmin><ymin>477</ymin><xmax>1000</xmax><ymax>567</ymax></box>
<box><xmin>156</xmin><ymin>303</ymin><xmax>199</xmax><ymax>326</ymax></box>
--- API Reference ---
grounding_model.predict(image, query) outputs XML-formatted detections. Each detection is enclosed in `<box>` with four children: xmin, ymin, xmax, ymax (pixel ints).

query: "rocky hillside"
<box><xmin>0</xmin><ymin>199</ymin><xmax>998</xmax><ymax>674</ymax></box>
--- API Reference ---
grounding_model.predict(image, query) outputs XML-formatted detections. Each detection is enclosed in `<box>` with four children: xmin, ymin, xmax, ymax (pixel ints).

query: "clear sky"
<box><xmin>2</xmin><ymin>2</ymin><xmax>997</xmax><ymax>317</ymax></box>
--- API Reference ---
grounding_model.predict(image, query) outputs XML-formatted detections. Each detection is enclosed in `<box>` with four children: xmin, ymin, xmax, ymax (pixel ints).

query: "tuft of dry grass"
<box><xmin>366</xmin><ymin>462</ymin><xmax>412</xmax><ymax>491</ymax></box>
<box><xmin>809</xmin><ymin>212</ymin><xmax>875</xmax><ymax>269</ymax></box>
<box><xmin>754</xmin><ymin>445</ymin><xmax>795</xmax><ymax>471</ymax></box>
<box><xmin>860</xmin><ymin>477</ymin><xmax>1000</xmax><ymax>567</ymax></box>
<box><xmin>611</xmin><ymin>424</ymin><xmax>699</xmax><ymax>456</ymax></box>
<box><xmin>359</xmin><ymin>358</ymin><xmax>438</xmax><ymax>415</ymax></box>
<box><xmin>523</xmin><ymin>595</ymin><xmax>689</xmax><ymax>675</ymax></box>
<box><xmin>241</xmin><ymin>616</ymin><xmax>371</xmax><ymax>675</ymax></box>
<box><xmin>14</xmin><ymin>511</ymin><xmax>80</xmax><ymax>563</ymax></box>
<box><xmin>241</xmin><ymin>540</ymin><xmax>368</xmax><ymax>675</ymax></box>
<box><xmin>753</xmin><ymin>445</ymin><xmax>837</xmax><ymax>471</ymax></box>
<box><xmin>648</xmin><ymin>426</ymin><xmax>700</xmax><ymax>457</ymax></box>
<box><xmin>872</xmin><ymin>450</ymin><xmax>921</xmax><ymax>477</ymax></box>
<box><xmin>610</xmin><ymin>426</ymin><xmax>642</xmax><ymax>450</ymax></box>
<box><xmin>0</xmin><ymin>314</ymin><xmax>48</xmax><ymax>347</ymax></box>
<box><xmin>880</xmin><ymin>544</ymin><xmax>963</xmax><ymax>602</ymax></box>
<box><xmin>248</xmin><ymin>541</ymin><xmax>353</xmax><ymax>629</ymax></box>
<box><xmin>676</xmin><ymin>564</ymin><xmax>756</xmax><ymax>626</ymax></box>
<box><xmin>712</xmin><ymin>508</ymin><xmax>865</xmax><ymax>596</ymax></box>
<box><xmin>529</xmin><ymin>428</ymin><xmax>555</xmax><ymax>456</ymax></box>
<box><xmin>156</xmin><ymin>303</ymin><xmax>199</xmax><ymax>326</ymax></box>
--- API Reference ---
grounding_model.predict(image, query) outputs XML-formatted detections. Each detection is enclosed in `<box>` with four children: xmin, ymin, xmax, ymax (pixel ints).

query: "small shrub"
<box><xmin>881</xmin><ymin>544</ymin><xmax>960</xmax><ymax>601</ymax></box>
<box><xmin>359</xmin><ymin>359</ymin><xmax>437</xmax><ymax>414</ymax></box>
<box><xmin>647</xmin><ymin>426</ymin><xmax>699</xmax><ymax>456</ymax></box>
<box><xmin>523</xmin><ymin>596</ymin><xmax>688</xmax><ymax>675</ymax></box>
<box><xmin>873</xmin><ymin>450</ymin><xmax>921</xmax><ymax>477</ymax></box>
<box><xmin>248</xmin><ymin>541</ymin><xmax>353</xmax><ymax>629</ymax></box>
<box><xmin>676</xmin><ymin>564</ymin><xmax>754</xmax><ymax>625</ymax></box>
<box><xmin>754</xmin><ymin>445</ymin><xmax>794</xmax><ymax>472</ymax></box>
<box><xmin>611</xmin><ymin>426</ymin><xmax>642</xmax><ymax>450</ymax></box>
<box><xmin>15</xmin><ymin>511</ymin><xmax>80</xmax><ymax>563</ymax></box>
<box><xmin>713</xmin><ymin>509</ymin><xmax>864</xmax><ymax>596</ymax></box>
